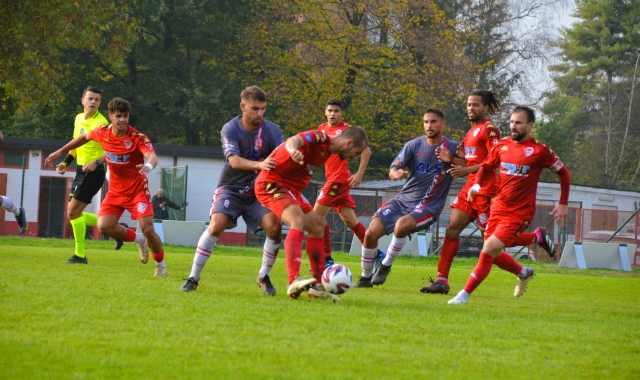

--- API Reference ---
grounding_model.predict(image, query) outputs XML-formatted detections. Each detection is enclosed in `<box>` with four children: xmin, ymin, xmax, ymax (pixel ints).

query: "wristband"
<box><xmin>63</xmin><ymin>154</ymin><xmax>75</xmax><ymax>166</ymax></box>
<box><xmin>470</xmin><ymin>184</ymin><xmax>481</xmax><ymax>192</ymax></box>
<box><xmin>144</xmin><ymin>163</ymin><xmax>154</xmax><ymax>171</ymax></box>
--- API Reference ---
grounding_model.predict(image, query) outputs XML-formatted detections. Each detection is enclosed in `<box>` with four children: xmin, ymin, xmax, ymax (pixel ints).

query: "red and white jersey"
<box><xmin>477</xmin><ymin>136</ymin><xmax>565</xmax><ymax>219</ymax></box>
<box><xmin>461</xmin><ymin>118</ymin><xmax>501</xmax><ymax>196</ymax></box>
<box><xmin>318</xmin><ymin>121</ymin><xmax>351</xmax><ymax>184</ymax></box>
<box><xmin>88</xmin><ymin>125</ymin><xmax>154</xmax><ymax>198</ymax></box>
<box><xmin>257</xmin><ymin>130</ymin><xmax>332</xmax><ymax>193</ymax></box>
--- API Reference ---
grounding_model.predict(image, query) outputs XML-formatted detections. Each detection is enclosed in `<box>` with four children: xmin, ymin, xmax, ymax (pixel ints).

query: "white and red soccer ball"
<box><xmin>322</xmin><ymin>264</ymin><xmax>353</xmax><ymax>294</ymax></box>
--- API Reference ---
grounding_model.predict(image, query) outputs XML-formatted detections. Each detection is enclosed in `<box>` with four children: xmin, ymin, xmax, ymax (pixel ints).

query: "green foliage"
<box><xmin>1</xmin><ymin>237</ymin><xmax>639</xmax><ymax>379</ymax></box>
<box><xmin>546</xmin><ymin>0</ymin><xmax>640</xmax><ymax>189</ymax></box>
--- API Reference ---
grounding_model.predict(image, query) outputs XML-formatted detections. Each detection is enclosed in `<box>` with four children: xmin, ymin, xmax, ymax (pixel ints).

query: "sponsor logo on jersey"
<box><xmin>137</xmin><ymin>202</ymin><xmax>148</xmax><ymax>213</ymax></box>
<box><xmin>473</xmin><ymin>128</ymin><xmax>480</xmax><ymax>137</ymax></box>
<box><xmin>105</xmin><ymin>151</ymin><xmax>130</xmax><ymax>164</ymax></box>
<box><xmin>124</xmin><ymin>140</ymin><xmax>133</xmax><ymax>149</ymax></box>
<box><xmin>313</xmin><ymin>133</ymin><xmax>326</xmax><ymax>142</ymax></box>
<box><xmin>329</xmin><ymin>191</ymin><xmax>336</xmax><ymax>196</ymax></box>
<box><xmin>478</xmin><ymin>213</ymin><xmax>488</xmax><ymax>225</ymax></box>
<box><xmin>273</xmin><ymin>192</ymin><xmax>282</xmax><ymax>199</ymax></box>
<box><xmin>465</xmin><ymin>147</ymin><xmax>477</xmax><ymax>158</ymax></box>
<box><xmin>524</xmin><ymin>147</ymin><xmax>534</xmax><ymax>157</ymax></box>
<box><xmin>415</xmin><ymin>161</ymin><xmax>444</xmax><ymax>174</ymax></box>
<box><xmin>305</xmin><ymin>134</ymin><xmax>313</xmax><ymax>143</ymax></box>
<box><xmin>501</xmin><ymin>146</ymin><xmax>508</xmax><ymax>151</ymax></box>
<box><xmin>489</xmin><ymin>131</ymin><xmax>498</xmax><ymax>137</ymax></box>
<box><xmin>500</xmin><ymin>162</ymin><xmax>531</xmax><ymax>176</ymax></box>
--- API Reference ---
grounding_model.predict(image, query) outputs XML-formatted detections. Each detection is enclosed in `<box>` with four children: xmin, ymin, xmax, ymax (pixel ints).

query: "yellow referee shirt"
<box><xmin>73</xmin><ymin>111</ymin><xmax>109</xmax><ymax>165</ymax></box>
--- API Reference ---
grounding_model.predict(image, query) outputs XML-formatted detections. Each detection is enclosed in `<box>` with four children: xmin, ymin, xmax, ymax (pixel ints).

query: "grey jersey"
<box><xmin>219</xmin><ymin>116</ymin><xmax>284</xmax><ymax>193</ymax></box>
<box><xmin>391</xmin><ymin>136</ymin><xmax>460</xmax><ymax>208</ymax></box>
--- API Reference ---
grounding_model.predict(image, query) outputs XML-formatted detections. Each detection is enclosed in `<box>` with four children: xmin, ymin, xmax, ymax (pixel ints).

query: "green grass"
<box><xmin>1</xmin><ymin>236</ymin><xmax>639</xmax><ymax>379</ymax></box>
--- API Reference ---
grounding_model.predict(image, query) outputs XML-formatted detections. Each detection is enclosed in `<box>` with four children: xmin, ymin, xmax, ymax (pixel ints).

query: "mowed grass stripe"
<box><xmin>0</xmin><ymin>237</ymin><xmax>639</xmax><ymax>379</ymax></box>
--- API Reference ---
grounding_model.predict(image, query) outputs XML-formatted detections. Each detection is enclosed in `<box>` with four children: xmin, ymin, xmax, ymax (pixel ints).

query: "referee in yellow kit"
<box><xmin>55</xmin><ymin>86</ymin><xmax>123</xmax><ymax>263</ymax></box>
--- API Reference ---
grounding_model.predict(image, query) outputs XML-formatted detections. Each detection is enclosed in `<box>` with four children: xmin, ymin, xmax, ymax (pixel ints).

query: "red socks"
<box><xmin>124</xmin><ymin>228</ymin><xmax>137</xmax><ymax>242</ymax></box>
<box><xmin>306</xmin><ymin>236</ymin><xmax>325</xmax><ymax>283</ymax></box>
<box><xmin>513</xmin><ymin>232</ymin><xmax>536</xmax><ymax>246</ymax></box>
<box><xmin>285</xmin><ymin>228</ymin><xmax>304</xmax><ymax>284</ymax></box>
<box><xmin>438</xmin><ymin>237</ymin><xmax>460</xmax><ymax>279</ymax></box>
<box><xmin>151</xmin><ymin>249</ymin><xmax>164</xmax><ymax>263</ymax></box>
<box><xmin>352</xmin><ymin>222</ymin><xmax>366</xmax><ymax>244</ymax></box>
<box><xmin>493</xmin><ymin>251</ymin><xmax>522</xmax><ymax>275</ymax></box>
<box><xmin>323</xmin><ymin>224</ymin><xmax>332</xmax><ymax>258</ymax></box>
<box><xmin>463</xmin><ymin>252</ymin><xmax>494</xmax><ymax>294</ymax></box>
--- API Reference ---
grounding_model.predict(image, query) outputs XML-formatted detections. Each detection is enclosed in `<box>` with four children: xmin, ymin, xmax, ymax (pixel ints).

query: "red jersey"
<box><xmin>318</xmin><ymin>121</ymin><xmax>351</xmax><ymax>184</ymax></box>
<box><xmin>462</xmin><ymin>118</ymin><xmax>501</xmax><ymax>196</ymax></box>
<box><xmin>476</xmin><ymin>136</ymin><xmax>566</xmax><ymax>219</ymax></box>
<box><xmin>88</xmin><ymin>125</ymin><xmax>154</xmax><ymax>197</ymax></box>
<box><xmin>257</xmin><ymin>130</ymin><xmax>332</xmax><ymax>192</ymax></box>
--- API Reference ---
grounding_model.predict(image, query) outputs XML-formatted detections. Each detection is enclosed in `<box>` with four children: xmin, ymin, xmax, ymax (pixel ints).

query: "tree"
<box><xmin>546</xmin><ymin>0</ymin><xmax>640</xmax><ymax>189</ymax></box>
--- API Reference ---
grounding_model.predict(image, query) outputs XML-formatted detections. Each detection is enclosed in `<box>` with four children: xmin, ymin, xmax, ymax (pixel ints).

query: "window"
<box><xmin>41</xmin><ymin>151</ymin><xmax>77</xmax><ymax>171</ymax></box>
<box><xmin>0</xmin><ymin>149</ymin><xmax>29</xmax><ymax>169</ymax></box>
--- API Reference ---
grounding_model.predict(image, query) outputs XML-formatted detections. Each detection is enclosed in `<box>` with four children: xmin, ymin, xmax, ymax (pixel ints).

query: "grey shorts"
<box><xmin>374</xmin><ymin>198</ymin><xmax>440</xmax><ymax>235</ymax></box>
<box><xmin>210</xmin><ymin>189</ymin><xmax>271</xmax><ymax>234</ymax></box>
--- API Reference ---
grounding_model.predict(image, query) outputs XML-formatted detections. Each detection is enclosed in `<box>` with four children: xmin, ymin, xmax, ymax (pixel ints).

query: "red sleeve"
<box><xmin>475</xmin><ymin>144</ymin><xmax>501</xmax><ymax>186</ymax></box>
<box><xmin>87</xmin><ymin>126</ymin><xmax>103</xmax><ymax>141</ymax></box>
<box><xmin>137</xmin><ymin>134</ymin><xmax>155</xmax><ymax>155</ymax></box>
<box><xmin>484</xmin><ymin>126</ymin><xmax>501</xmax><ymax>151</ymax></box>
<box><xmin>298</xmin><ymin>130</ymin><xmax>329</xmax><ymax>146</ymax></box>
<box><xmin>556</xmin><ymin>165</ymin><xmax>571</xmax><ymax>205</ymax></box>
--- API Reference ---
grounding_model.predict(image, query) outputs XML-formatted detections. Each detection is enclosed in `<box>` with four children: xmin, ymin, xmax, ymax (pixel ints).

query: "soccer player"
<box><xmin>45</xmin><ymin>97</ymin><xmax>167</xmax><ymax>276</ymax></box>
<box><xmin>313</xmin><ymin>99</ymin><xmax>372</xmax><ymax>267</ymax></box>
<box><xmin>180</xmin><ymin>86</ymin><xmax>285</xmax><ymax>295</ymax></box>
<box><xmin>255</xmin><ymin>126</ymin><xmax>368</xmax><ymax>301</ymax></box>
<box><xmin>54</xmin><ymin>86</ymin><xmax>125</xmax><ymax>264</ymax></box>
<box><xmin>352</xmin><ymin>109</ymin><xmax>462</xmax><ymax>288</ymax></box>
<box><xmin>448</xmin><ymin>106</ymin><xmax>570</xmax><ymax>305</ymax></box>
<box><xmin>0</xmin><ymin>195</ymin><xmax>27</xmax><ymax>235</ymax></box>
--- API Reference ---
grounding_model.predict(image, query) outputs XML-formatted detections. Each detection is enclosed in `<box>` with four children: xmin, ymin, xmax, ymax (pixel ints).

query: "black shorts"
<box><xmin>69</xmin><ymin>164</ymin><xmax>106</xmax><ymax>204</ymax></box>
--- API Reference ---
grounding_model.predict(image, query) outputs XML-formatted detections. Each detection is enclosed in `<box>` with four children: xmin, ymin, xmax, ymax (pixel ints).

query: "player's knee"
<box><xmin>394</xmin><ymin>218</ymin><xmax>415</xmax><ymax>237</ymax></box>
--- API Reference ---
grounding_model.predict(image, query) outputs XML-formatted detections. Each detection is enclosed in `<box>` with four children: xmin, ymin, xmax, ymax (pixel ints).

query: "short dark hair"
<box><xmin>326</xmin><ymin>99</ymin><xmax>343</xmax><ymax>110</ymax></box>
<box><xmin>241</xmin><ymin>86</ymin><xmax>267</xmax><ymax>103</ymax></box>
<box><xmin>108</xmin><ymin>97</ymin><xmax>131</xmax><ymax>114</ymax></box>
<box><xmin>424</xmin><ymin>108</ymin><xmax>445</xmax><ymax>119</ymax></box>
<box><xmin>512</xmin><ymin>106</ymin><xmax>535</xmax><ymax>123</ymax></box>
<box><xmin>340</xmin><ymin>125</ymin><xmax>368</xmax><ymax>148</ymax></box>
<box><xmin>83</xmin><ymin>86</ymin><xmax>101</xmax><ymax>97</ymax></box>
<box><xmin>469</xmin><ymin>89</ymin><xmax>501</xmax><ymax>115</ymax></box>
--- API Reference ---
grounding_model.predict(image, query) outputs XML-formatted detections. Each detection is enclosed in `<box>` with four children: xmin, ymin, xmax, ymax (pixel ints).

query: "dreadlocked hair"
<box><xmin>469</xmin><ymin>90</ymin><xmax>501</xmax><ymax>116</ymax></box>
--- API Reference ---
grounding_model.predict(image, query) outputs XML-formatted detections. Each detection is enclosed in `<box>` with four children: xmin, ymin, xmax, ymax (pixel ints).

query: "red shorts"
<box><xmin>315</xmin><ymin>182</ymin><xmax>356</xmax><ymax>213</ymax></box>
<box><xmin>451</xmin><ymin>193</ymin><xmax>492</xmax><ymax>228</ymax></box>
<box><xmin>255</xmin><ymin>181</ymin><xmax>313</xmax><ymax>219</ymax></box>
<box><xmin>484</xmin><ymin>212</ymin><xmax>530</xmax><ymax>247</ymax></box>
<box><xmin>99</xmin><ymin>191</ymin><xmax>154</xmax><ymax>220</ymax></box>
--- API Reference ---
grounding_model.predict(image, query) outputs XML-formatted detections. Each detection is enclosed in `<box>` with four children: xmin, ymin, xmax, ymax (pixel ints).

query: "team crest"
<box><xmin>473</xmin><ymin>128</ymin><xmax>480</xmax><ymax>137</ymax></box>
<box><xmin>124</xmin><ymin>140</ymin><xmax>133</xmax><ymax>149</ymax></box>
<box><xmin>305</xmin><ymin>134</ymin><xmax>313</xmax><ymax>143</ymax></box>
<box><xmin>335</xmin><ymin>130</ymin><xmax>342</xmax><ymax>135</ymax></box>
<box><xmin>478</xmin><ymin>213</ymin><xmax>488</xmax><ymax>225</ymax></box>
<box><xmin>524</xmin><ymin>147</ymin><xmax>534</xmax><ymax>157</ymax></box>
<box><xmin>137</xmin><ymin>202</ymin><xmax>148</xmax><ymax>213</ymax></box>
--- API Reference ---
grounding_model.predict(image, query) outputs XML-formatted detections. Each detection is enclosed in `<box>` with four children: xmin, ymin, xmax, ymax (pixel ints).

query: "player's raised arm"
<box><xmin>285</xmin><ymin>135</ymin><xmax>305</xmax><ymax>164</ymax></box>
<box><xmin>45</xmin><ymin>135</ymin><xmax>92</xmax><ymax>167</ymax></box>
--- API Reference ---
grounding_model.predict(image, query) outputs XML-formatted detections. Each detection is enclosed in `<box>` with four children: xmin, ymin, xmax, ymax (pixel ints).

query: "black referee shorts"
<box><xmin>69</xmin><ymin>164</ymin><xmax>106</xmax><ymax>204</ymax></box>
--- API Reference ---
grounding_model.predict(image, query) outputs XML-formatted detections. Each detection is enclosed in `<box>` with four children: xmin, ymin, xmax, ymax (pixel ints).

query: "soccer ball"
<box><xmin>321</xmin><ymin>264</ymin><xmax>353</xmax><ymax>294</ymax></box>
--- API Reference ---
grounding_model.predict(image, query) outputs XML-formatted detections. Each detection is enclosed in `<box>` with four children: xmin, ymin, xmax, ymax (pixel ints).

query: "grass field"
<box><xmin>1</xmin><ymin>236</ymin><xmax>639</xmax><ymax>379</ymax></box>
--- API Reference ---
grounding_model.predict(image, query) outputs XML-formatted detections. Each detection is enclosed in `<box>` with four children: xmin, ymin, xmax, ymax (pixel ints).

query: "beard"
<box><xmin>511</xmin><ymin>130</ymin><xmax>527</xmax><ymax>142</ymax></box>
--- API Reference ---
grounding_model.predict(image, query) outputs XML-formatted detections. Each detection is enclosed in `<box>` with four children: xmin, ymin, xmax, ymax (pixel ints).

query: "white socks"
<box><xmin>259</xmin><ymin>237</ymin><xmax>281</xmax><ymax>277</ymax></box>
<box><xmin>0</xmin><ymin>196</ymin><xmax>19</xmax><ymax>215</ymax></box>
<box><xmin>361</xmin><ymin>247</ymin><xmax>378</xmax><ymax>278</ymax></box>
<box><xmin>381</xmin><ymin>236</ymin><xmax>407</xmax><ymax>266</ymax></box>
<box><xmin>189</xmin><ymin>231</ymin><xmax>218</xmax><ymax>280</ymax></box>
<box><xmin>134</xmin><ymin>233</ymin><xmax>146</xmax><ymax>245</ymax></box>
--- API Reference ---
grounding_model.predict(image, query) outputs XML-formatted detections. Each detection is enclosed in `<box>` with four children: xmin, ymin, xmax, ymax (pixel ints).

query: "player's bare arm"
<box><xmin>228</xmin><ymin>153</ymin><xmax>276</xmax><ymax>171</ymax></box>
<box><xmin>0</xmin><ymin>130</ymin><xmax>3</xmax><ymax>141</ymax></box>
<box><xmin>81</xmin><ymin>155</ymin><xmax>106</xmax><ymax>173</ymax></box>
<box><xmin>448</xmin><ymin>163</ymin><xmax>479</xmax><ymax>179</ymax></box>
<box><xmin>45</xmin><ymin>135</ymin><xmax>92</xmax><ymax>167</ymax></box>
<box><xmin>349</xmin><ymin>146</ymin><xmax>372</xmax><ymax>187</ymax></box>
<box><xmin>137</xmin><ymin>151</ymin><xmax>158</xmax><ymax>174</ymax></box>
<box><xmin>285</xmin><ymin>135</ymin><xmax>305</xmax><ymax>164</ymax></box>
<box><xmin>389</xmin><ymin>167</ymin><xmax>407</xmax><ymax>181</ymax></box>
